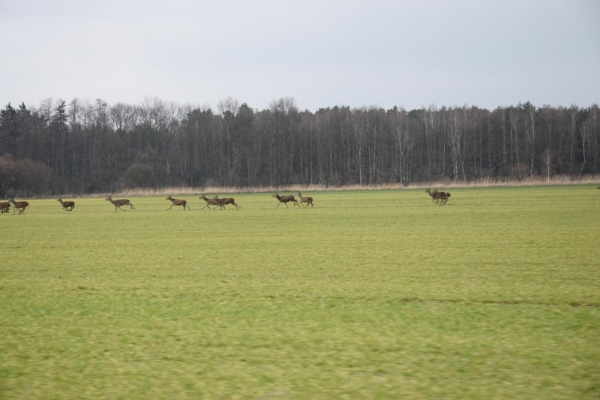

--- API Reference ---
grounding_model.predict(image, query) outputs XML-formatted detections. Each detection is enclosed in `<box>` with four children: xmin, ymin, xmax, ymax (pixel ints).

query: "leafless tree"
<box><xmin>542</xmin><ymin>147</ymin><xmax>553</xmax><ymax>182</ymax></box>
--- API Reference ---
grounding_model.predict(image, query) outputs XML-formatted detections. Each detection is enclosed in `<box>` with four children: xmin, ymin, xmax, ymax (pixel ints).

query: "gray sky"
<box><xmin>1</xmin><ymin>0</ymin><xmax>598</xmax><ymax>111</ymax></box>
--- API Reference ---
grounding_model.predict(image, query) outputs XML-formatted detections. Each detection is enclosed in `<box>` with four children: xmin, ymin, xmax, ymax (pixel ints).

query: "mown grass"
<box><xmin>1</xmin><ymin>186</ymin><xmax>599</xmax><ymax>399</ymax></box>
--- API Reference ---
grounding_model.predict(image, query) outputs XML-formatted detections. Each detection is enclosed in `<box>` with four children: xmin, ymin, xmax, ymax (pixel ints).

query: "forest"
<box><xmin>0</xmin><ymin>97</ymin><xmax>598</xmax><ymax>197</ymax></box>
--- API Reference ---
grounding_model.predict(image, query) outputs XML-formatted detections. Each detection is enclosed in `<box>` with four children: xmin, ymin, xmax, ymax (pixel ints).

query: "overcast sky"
<box><xmin>0</xmin><ymin>0</ymin><xmax>598</xmax><ymax>112</ymax></box>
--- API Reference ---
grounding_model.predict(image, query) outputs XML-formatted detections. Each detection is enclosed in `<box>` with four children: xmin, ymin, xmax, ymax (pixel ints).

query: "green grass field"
<box><xmin>1</xmin><ymin>186</ymin><xmax>599</xmax><ymax>399</ymax></box>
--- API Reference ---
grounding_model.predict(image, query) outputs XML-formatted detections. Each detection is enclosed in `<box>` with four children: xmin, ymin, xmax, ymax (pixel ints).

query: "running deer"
<box><xmin>0</xmin><ymin>201</ymin><xmax>10</xmax><ymax>213</ymax></box>
<box><xmin>166</xmin><ymin>195</ymin><xmax>191</xmax><ymax>211</ymax></box>
<box><xmin>199</xmin><ymin>194</ymin><xmax>224</xmax><ymax>210</ymax></box>
<box><xmin>57</xmin><ymin>197</ymin><xmax>75</xmax><ymax>211</ymax></box>
<box><xmin>105</xmin><ymin>196</ymin><xmax>135</xmax><ymax>212</ymax></box>
<box><xmin>434</xmin><ymin>190</ymin><xmax>451</xmax><ymax>205</ymax></box>
<box><xmin>9</xmin><ymin>198</ymin><xmax>29</xmax><ymax>214</ymax></box>
<box><xmin>272</xmin><ymin>194</ymin><xmax>299</xmax><ymax>208</ymax></box>
<box><xmin>297</xmin><ymin>192</ymin><xmax>314</xmax><ymax>207</ymax></box>
<box><xmin>425</xmin><ymin>188</ymin><xmax>450</xmax><ymax>205</ymax></box>
<box><xmin>214</xmin><ymin>195</ymin><xmax>240</xmax><ymax>209</ymax></box>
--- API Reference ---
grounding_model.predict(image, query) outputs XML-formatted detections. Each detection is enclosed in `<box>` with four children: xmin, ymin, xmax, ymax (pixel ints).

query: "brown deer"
<box><xmin>0</xmin><ymin>202</ymin><xmax>10</xmax><ymax>213</ymax></box>
<box><xmin>214</xmin><ymin>195</ymin><xmax>240</xmax><ymax>210</ymax></box>
<box><xmin>57</xmin><ymin>197</ymin><xmax>75</xmax><ymax>211</ymax></box>
<box><xmin>199</xmin><ymin>194</ymin><xmax>224</xmax><ymax>210</ymax></box>
<box><xmin>166</xmin><ymin>195</ymin><xmax>191</xmax><ymax>211</ymax></box>
<box><xmin>297</xmin><ymin>192</ymin><xmax>314</xmax><ymax>207</ymax></box>
<box><xmin>425</xmin><ymin>188</ymin><xmax>450</xmax><ymax>205</ymax></box>
<box><xmin>433</xmin><ymin>189</ymin><xmax>451</xmax><ymax>204</ymax></box>
<box><xmin>9</xmin><ymin>198</ymin><xmax>29</xmax><ymax>214</ymax></box>
<box><xmin>105</xmin><ymin>196</ymin><xmax>135</xmax><ymax>212</ymax></box>
<box><xmin>272</xmin><ymin>194</ymin><xmax>298</xmax><ymax>208</ymax></box>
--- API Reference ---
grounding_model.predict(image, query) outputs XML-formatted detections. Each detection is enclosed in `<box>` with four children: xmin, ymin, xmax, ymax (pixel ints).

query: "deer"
<box><xmin>272</xmin><ymin>193</ymin><xmax>299</xmax><ymax>208</ymax></box>
<box><xmin>57</xmin><ymin>197</ymin><xmax>75</xmax><ymax>211</ymax></box>
<box><xmin>214</xmin><ymin>195</ymin><xmax>240</xmax><ymax>210</ymax></box>
<box><xmin>425</xmin><ymin>188</ymin><xmax>450</xmax><ymax>205</ymax></box>
<box><xmin>9</xmin><ymin>198</ymin><xmax>29</xmax><ymax>214</ymax></box>
<box><xmin>166</xmin><ymin>195</ymin><xmax>191</xmax><ymax>211</ymax></box>
<box><xmin>199</xmin><ymin>194</ymin><xmax>224</xmax><ymax>210</ymax></box>
<box><xmin>297</xmin><ymin>192</ymin><xmax>314</xmax><ymax>207</ymax></box>
<box><xmin>0</xmin><ymin>202</ymin><xmax>10</xmax><ymax>213</ymax></box>
<box><xmin>105</xmin><ymin>196</ymin><xmax>135</xmax><ymax>212</ymax></box>
<box><xmin>432</xmin><ymin>189</ymin><xmax>451</xmax><ymax>204</ymax></box>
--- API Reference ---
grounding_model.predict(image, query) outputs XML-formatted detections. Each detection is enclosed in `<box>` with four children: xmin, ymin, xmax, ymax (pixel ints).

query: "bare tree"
<box><xmin>542</xmin><ymin>147</ymin><xmax>553</xmax><ymax>182</ymax></box>
<box><xmin>579</xmin><ymin>119</ymin><xmax>591</xmax><ymax>176</ymax></box>
<box><xmin>447</xmin><ymin>107</ymin><xmax>466</xmax><ymax>181</ymax></box>
<box><xmin>392</xmin><ymin>108</ymin><xmax>412</xmax><ymax>184</ymax></box>
<box><xmin>217</xmin><ymin>96</ymin><xmax>240</xmax><ymax>117</ymax></box>
<box><xmin>524</xmin><ymin>103</ymin><xmax>536</xmax><ymax>177</ymax></box>
<box><xmin>569</xmin><ymin>105</ymin><xmax>578</xmax><ymax>174</ymax></box>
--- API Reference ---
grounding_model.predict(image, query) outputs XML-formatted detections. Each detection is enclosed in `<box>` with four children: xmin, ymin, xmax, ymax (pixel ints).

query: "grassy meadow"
<box><xmin>1</xmin><ymin>186</ymin><xmax>599</xmax><ymax>399</ymax></box>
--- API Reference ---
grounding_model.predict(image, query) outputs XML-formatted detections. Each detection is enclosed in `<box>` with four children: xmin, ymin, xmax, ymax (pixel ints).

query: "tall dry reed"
<box><xmin>91</xmin><ymin>175</ymin><xmax>600</xmax><ymax>198</ymax></box>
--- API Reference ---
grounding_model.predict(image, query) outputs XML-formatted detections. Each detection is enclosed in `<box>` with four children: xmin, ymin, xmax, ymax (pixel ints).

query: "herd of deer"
<box><xmin>2</xmin><ymin>186</ymin><xmax>599</xmax><ymax>215</ymax></box>
<box><xmin>0</xmin><ymin>193</ymin><xmax>317</xmax><ymax>214</ymax></box>
<box><xmin>18</xmin><ymin>186</ymin><xmax>600</xmax><ymax>214</ymax></box>
<box><xmin>107</xmin><ymin>193</ymin><xmax>312</xmax><ymax>211</ymax></box>
<box><xmin>272</xmin><ymin>192</ymin><xmax>314</xmax><ymax>208</ymax></box>
<box><xmin>0</xmin><ymin>198</ymin><xmax>30</xmax><ymax>214</ymax></box>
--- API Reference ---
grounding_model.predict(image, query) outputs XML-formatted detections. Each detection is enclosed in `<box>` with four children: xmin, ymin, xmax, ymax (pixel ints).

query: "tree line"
<box><xmin>0</xmin><ymin>97</ymin><xmax>598</xmax><ymax>197</ymax></box>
